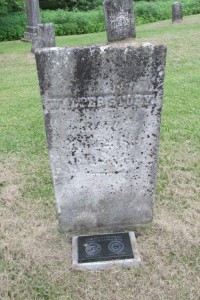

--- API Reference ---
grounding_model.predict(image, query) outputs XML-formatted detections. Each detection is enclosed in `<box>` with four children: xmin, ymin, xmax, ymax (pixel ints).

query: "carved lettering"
<box><xmin>109</xmin><ymin>8</ymin><xmax>130</xmax><ymax>30</ymax></box>
<box><xmin>45</xmin><ymin>94</ymin><xmax>155</xmax><ymax>111</ymax></box>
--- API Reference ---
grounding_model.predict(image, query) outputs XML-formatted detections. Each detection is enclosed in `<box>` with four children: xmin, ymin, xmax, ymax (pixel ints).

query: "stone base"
<box><xmin>22</xmin><ymin>26</ymin><xmax>38</xmax><ymax>42</ymax></box>
<box><xmin>172</xmin><ymin>20</ymin><xmax>183</xmax><ymax>24</ymax></box>
<box><xmin>72</xmin><ymin>232</ymin><xmax>141</xmax><ymax>271</ymax></box>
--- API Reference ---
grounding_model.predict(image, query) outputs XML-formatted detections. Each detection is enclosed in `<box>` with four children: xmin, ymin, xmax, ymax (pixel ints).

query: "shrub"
<box><xmin>0</xmin><ymin>0</ymin><xmax>200</xmax><ymax>41</ymax></box>
<box><xmin>0</xmin><ymin>12</ymin><xmax>26</xmax><ymax>41</ymax></box>
<box><xmin>39</xmin><ymin>0</ymin><xmax>103</xmax><ymax>11</ymax></box>
<box><xmin>40</xmin><ymin>8</ymin><xmax>105</xmax><ymax>36</ymax></box>
<box><xmin>0</xmin><ymin>0</ymin><xmax>23</xmax><ymax>16</ymax></box>
<box><xmin>135</xmin><ymin>0</ymin><xmax>200</xmax><ymax>25</ymax></box>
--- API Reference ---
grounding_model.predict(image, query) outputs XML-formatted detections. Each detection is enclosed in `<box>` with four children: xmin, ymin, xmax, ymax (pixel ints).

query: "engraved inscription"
<box><xmin>45</xmin><ymin>94</ymin><xmax>155</xmax><ymax>111</ymax></box>
<box><xmin>47</xmin><ymin>93</ymin><xmax>157</xmax><ymax>170</ymax></box>
<box><xmin>104</xmin><ymin>0</ymin><xmax>136</xmax><ymax>41</ymax></box>
<box><xmin>52</xmin><ymin>106</ymin><xmax>148</xmax><ymax>171</ymax></box>
<box><xmin>109</xmin><ymin>8</ymin><xmax>130</xmax><ymax>30</ymax></box>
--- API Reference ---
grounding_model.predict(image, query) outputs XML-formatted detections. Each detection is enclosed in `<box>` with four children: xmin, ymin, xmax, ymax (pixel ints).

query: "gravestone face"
<box><xmin>31</xmin><ymin>24</ymin><xmax>56</xmax><ymax>53</ymax></box>
<box><xmin>172</xmin><ymin>2</ymin><xmax>183</xmax><ymax>23</ymax></box>
<box><xmin>35</xmin><ymin>43</ymin><xmax>167</xmax><ymax>232</ymax></box>
<box><xmin>104</xmin><ymin>0</ymin><xmax>136</xmax><ymax>42</ymax></box>
<box><xmin>23</xmin><ymin>0</ymin><xmax>41</xmax><ymax>42</ymax></box>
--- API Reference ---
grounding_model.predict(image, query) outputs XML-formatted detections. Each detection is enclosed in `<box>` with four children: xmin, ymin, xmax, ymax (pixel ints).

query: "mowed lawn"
<box><xmin>0</xmin><ymin>14</ymin><xmax>200</xmax><ymax>300</ymax></box>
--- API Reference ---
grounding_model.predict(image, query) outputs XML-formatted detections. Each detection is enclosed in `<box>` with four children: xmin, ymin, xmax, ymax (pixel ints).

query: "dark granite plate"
<box><xmin>78</xmin><ymin>232</ymin><xmax>134</xmax><ymax>263</ymax></box>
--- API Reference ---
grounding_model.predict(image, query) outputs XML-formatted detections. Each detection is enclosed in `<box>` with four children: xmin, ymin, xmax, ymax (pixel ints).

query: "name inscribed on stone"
<box><xmin>44</xmin><ymin>94</ymin><xmax>155</xmax><ymax>110</ymax></box>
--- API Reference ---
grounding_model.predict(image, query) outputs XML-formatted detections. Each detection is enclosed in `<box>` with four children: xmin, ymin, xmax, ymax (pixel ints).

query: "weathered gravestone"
<box><xmin>23</xmin><ymin>0</ymin><xmax>41</xmax><ymax>42</ymax></box>
<box><xmin>31</xmin><ymin>23</ymin><xmax>56</xmax><ymax>53</ymax></box>
<box><xmin>35</xmin><ymin>43</ymin><xmax>167</xmax><ymax>232</ymax></box>
<box><xmin>104</xmin><ymin>0</ymin><xmax>136</xmax><ymax>42</ymax></box>
<box><xmin>172</xmin><ymin>2</ymin><xmax>183</xmax><ymax>23</ymax></box>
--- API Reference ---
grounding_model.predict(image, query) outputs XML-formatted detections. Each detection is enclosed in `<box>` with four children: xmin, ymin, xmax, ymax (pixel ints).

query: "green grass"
<box><xmin>0</xmin><ymin>15</ymin><xmax>200</xmax><ymax>300</ymax></box>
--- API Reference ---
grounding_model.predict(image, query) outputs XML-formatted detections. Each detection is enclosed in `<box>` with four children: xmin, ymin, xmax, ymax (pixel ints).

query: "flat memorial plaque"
<box><xmin>78</xmin><ymin>232</ymin><xmax>133</xmax><ymax>263</ymax></box>
<box><xmin>72</xmin><ymin>232</ymin><xmax>141</xmax><ymax>271</ymax></box>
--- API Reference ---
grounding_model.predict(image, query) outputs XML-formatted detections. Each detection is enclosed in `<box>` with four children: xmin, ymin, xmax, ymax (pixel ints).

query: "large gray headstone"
<box><xmin>31</xmin><ymin>23</ymin><xmax>56</xmax><ymax>53</ymax></box>
<box><xmin>23</xmin><ymin>0</ymin><xmax>41</xmax><ymax>42</ymax></box>
<box><xmin>35</xmin><ymin>43</ymin><xmax>167</xmax><ymax>232</ymax></box>
<box><xmin>172</xmin><ymin>2</ymin><xmax>183</xmax><ymax>23</ymax></box>
<box><xmin>104</xmin><ymin>0</ymin><xmax>136</xmax><ymax>42</ymax></box>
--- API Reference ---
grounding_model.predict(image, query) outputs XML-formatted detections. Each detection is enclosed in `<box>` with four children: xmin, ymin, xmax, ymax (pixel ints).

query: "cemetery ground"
<box><xmin>0</xmin><ymin>14</ymin><xmax>199</xmax><ymax>300</ymax></box>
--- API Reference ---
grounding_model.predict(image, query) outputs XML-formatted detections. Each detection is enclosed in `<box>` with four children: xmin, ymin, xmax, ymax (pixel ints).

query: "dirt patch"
<box><xmin>0</xmin><ymin>157</ymin><xmax>70</xmax><ymax>298</ymax></box>
<box><xmin>0</xmin><ymin>157</ymin><xmax>23</xmax><ymax>207</ymax></box>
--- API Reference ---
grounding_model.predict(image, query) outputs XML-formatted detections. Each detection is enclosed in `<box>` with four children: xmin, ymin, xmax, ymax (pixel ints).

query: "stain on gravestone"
<box><xmin>104</xmin><ymin>0</ymin><xmax>136</xmax><ymax>42</ymax></box>
<box><xmin>31</xmin><ymin>24</ymin><xmax>56</xmax><ymax>53</ymax></box>
<box><xmin>172</xmin><ymin>2</ymin><xmax>183</xmax><ymax>23</ymax></box>
<box><xmin>35</xmin><ymin>43</ymin><xmax>167</xmax><ymax>232</ymax></box>
<box><xmin>23</xmin><ymin>0</ymin><xmax>41</xmax><ymax>42</ymax></box>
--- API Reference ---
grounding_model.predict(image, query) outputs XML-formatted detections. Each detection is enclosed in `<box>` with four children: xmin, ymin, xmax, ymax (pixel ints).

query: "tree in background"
<box><xmin>0</xmin><ymin>0</ymin><xmax>144</xmax><ymax>15</ymax></box>
<box><xmin>0</xmin><ymin>0</ymin><xmax>7</xmax><ymax>15</ymax></box>
<box><xmin>39</xmin><ymin>0</ymin><xmax>66</xmax><ymax>10</ymax></box>
<box><xmin>39</xmin><ymin>0</ymin><xmax>103</xmax><ymax>11</ymax></box>
<box><xmin>0</xmin><ymin>0</ymin><xmax>23</xmax><ymax>15</ymax></box>
<box><xmin>0</xmin><ymin>0</ymin><xmax>104</xmax><ymax>16</ymax></box>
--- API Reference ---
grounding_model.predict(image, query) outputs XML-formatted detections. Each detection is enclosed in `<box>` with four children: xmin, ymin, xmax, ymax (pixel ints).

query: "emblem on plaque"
<box><xmin>73</xmin><ymin>232</ymin><xmax>141</xmax><ymax>270</ymax></box>
<box><xmin>85</xmin><ymin>242</ymin><xmax>102</xmax><ymax>256</ymax></box>
<box><xmin>108</xmin><ymin>241</ymin><xmax>125</xmax><ymax>254</ymax></box>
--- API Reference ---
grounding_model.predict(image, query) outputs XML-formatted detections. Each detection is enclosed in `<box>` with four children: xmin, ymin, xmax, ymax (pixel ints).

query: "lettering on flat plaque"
<box><xmin>78</xmin><ymin>233</ymin><xmax>134</xmax><ymax>263</ymax></box>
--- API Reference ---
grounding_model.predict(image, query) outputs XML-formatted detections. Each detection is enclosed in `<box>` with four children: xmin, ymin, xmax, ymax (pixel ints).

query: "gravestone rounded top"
<box><xmin>172</xmin><ymin>2</ymin><xmax>183</xmax><ymax>23</ymax></box>
<box><xmin>103</xmin><ymin>0</ymin><xmax>136</xmax><ymax>42</ymax></box>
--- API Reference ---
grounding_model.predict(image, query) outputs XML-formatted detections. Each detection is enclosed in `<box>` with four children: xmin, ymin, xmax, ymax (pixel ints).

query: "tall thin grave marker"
<box><xmin>23</xmin><ymin>0</ymin><xmax>41</xmax><ymax>42</ymax></box>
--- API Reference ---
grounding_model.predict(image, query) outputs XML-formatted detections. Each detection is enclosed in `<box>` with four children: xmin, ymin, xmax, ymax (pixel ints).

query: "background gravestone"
<box><xmin>104</xmin><ymin>0</ymin><xmax>136</xmax><ymax>42</ymax></box>
<box><xmin>23</xmin><ymin>0</ymin><xmax>41</xmax><ymax>42</ymax></box>
<box><xmin>31</xmin><ymin>23</ymin><xmax>56</xmax><ymax>53</ymax></box>
<box><xmin>35</xmin><ymin>43</ymin><xmax>167</xmax><ymax>232</ymax></box>
<box><xmin>172</xmin><ymin>2</ymin><xmax>183</xmax><ymax>23</ymax></box>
